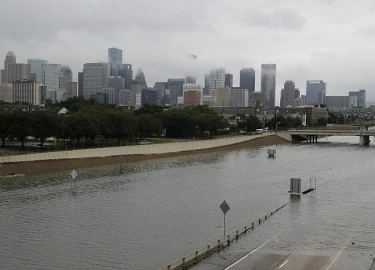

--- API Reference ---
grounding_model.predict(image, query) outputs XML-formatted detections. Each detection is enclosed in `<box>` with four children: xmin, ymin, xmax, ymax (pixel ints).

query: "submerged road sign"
<box><xmin>220</xmin><ymin>200</ymin><xmax>230</xmax><ymax>236</ymax></box>
<box><xmin>220</xmin><ymin>200</ymin><xmax>230</xmax><ymax>215</ymax></box>
<box><xmin>70</xmin><ymin>170</ymin><xmax>78</xmax><ymax>180</ymax></box>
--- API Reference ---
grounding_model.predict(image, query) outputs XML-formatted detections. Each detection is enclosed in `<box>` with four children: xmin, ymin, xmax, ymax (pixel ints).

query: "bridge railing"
<box><xmin>158</xmin><ymin>203</ymin><xmax>289</xmax><ymax>270</ymax></box>
<box><xmin>289</xmin><ymin>129</ymin><xmax>375</xmax><ymax>136</ymax></box>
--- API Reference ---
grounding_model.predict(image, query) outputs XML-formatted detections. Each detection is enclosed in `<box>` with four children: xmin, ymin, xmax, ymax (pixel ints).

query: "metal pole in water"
<box><xmin>120</xmin><ymin>155</ymin><xmax>124</xmax><ymax>174</ymax></box>
<box><xmin>224</xmin><ymin>213</ymin><xmax>226</xmax><ymax>236</ymax></box>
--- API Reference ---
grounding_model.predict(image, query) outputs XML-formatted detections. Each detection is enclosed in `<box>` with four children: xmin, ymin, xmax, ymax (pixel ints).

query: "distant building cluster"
<box><xmin>0</xmin><ymin>48</ymin><xmax>367</xmax><ymax>111</ymax></box>
<box><xmin>0</xmin><ymin>51</ymin><xmax>76</xmax><ymax>105</ymax></box>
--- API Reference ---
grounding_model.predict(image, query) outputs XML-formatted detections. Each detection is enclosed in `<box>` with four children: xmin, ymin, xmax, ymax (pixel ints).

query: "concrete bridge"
<box><xmin>289</xmin><ymin>129</ymin><xmax>375</xmax><ymax>146</ymax></box>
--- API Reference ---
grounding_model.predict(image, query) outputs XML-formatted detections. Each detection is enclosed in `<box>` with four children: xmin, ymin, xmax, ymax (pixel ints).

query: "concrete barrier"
<box><xmin>0</xmin><ymin>134</ymin><xmax>271</xmax><ymax>164</ymax></box>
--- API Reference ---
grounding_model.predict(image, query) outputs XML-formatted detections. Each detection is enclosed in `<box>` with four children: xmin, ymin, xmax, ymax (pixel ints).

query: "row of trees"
<box><xmin>0</xmin><ymin>101</ymin><xmax>228</xmax><ymax>148</ymax></box>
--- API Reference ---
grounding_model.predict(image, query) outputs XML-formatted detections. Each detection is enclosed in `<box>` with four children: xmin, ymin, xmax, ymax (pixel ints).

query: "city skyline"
<box><xmin>1</xmin><ymin>0</ymin><xmax>375</xmax><ymax>103</ymax></box>
<box><xmin>0</xmin><ymin>49</ymin><xmax>368</xmax><ymax>108</ymax></box>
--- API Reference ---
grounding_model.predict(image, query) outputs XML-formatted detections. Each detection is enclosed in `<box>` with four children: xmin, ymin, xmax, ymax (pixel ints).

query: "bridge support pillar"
<box><xmin>360</xmin><ymin>135</ymin><xmax>370</xmax><ymax>146</ymax></box>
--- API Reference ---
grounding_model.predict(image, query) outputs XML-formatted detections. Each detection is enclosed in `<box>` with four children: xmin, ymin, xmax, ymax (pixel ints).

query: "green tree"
<box><xmin>8</xmin><ymin>111</ymin><xmax>31</xmax><ymax>148</ymax></box>
<box><xmin>317</xmin><ymin>117</ymin><xmax>328</xmax><ymax>126</ymax></box>
<box><xmin>246</xmin><ymin>115</ymin><xmax>262</xmax><ymax>131</ymax></box>
<box><xmin>138</xmin><ymin>114</ymin><xmax>163</xmax><ymax>138</ymax></box>
<box><xmin>134</xmin><ymin>104</ymin><xmax>164</xmax><ymax>115</ymax></box>
<box><xmin>30</xmin><ymin>111</ymin><xmax>58</xmax><ymax>147</ymax></box>
<box><xmin>0</xmin><ymin>111</ymin><xmax>12</xmax><ymax>147</ymax></box>
<box><xmin>123</xmin><ymin>113</ymin><xmax>139</xmax><ymax>142</ymax></box>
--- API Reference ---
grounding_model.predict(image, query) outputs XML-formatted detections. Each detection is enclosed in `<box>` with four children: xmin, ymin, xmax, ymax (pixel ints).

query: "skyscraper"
<box><xmin>66</xmin><ymin>81</ymin><xmax>78</xmax><ymax>98</ymax></box>
<box><xmin>261</xmin><ymin>64</ymin><xmax>276</xmax><ymax>109</ymax></box>
<box><xmin>27</xmin><ymin>59</ymin><xmax>47</xmax><ymax>83</ymax></box>
<box><xmin>7</xmin><ymin>63</ymin><xmax>30</xmax><ymax>83</ymax></box>
<box><xmin>60</xmin><ymin>65</ymin><xmax>73</xmax><ymax>82</ymax></box>
<box><xmin>141</xmin><ymin>88</ymin><xmax>158</xmax><ymax>105</ymax></box>
<box><xmin>216</xmin><ymin>87</ymin><xmax>231</xmax><ymax>107</ymax></box>
<box><xmin>209</xmin><ymin>67</ymin><xmax>225</xmax><ymax>104</ymax></box>
<box><xmin>0</xmin><ymin>83</ymin><xmax>13</xmax><ymax>103</ymax></box>
<box><xmin>225</xmin><ymin>73</ymin><xmax>233</xmax><ymax>88</ymax></box>
<box><xmin>240</xmin><ymin>68</ymin><xmax>255</xmax><ymax>93</ymax></box>
<box><xmin>118</xmin><ymin>64</ymin><xmax>133</xmax><ymax>90</ymax></box>
<box><xmin>13</xmin><ymin>80</ymin><xmax>41</xmax><ymax>105</ymax></box>
<box><xmin>306</xmin><ymin>80</ymin><xmax>326</xmax><ymax>105</ymax></box>
<box><xmin>280</xmin><ymin>80</ymin><xmax>296</xmax><ymax>108</ymax></box>
<box><xmin>135</xmin><ymin>68</ymin><xmax>147</xmax><ymax>87</ymax></box>
<box><xmin>78</xmin><ymin>72</ymin><xmax>84</xmax><ymax>97</ymax></box>
<box><xmin>108</xmin><ymin>48</ymin><xmax>123</xmax><ymax>76</ymax></box>
<box><xmin>118</xmin><ymin>89</ymin><xmax>132</xmax><ymax>106</ymax></box>
<box><xmin>153</xmin><ymin>82</ymin><xmax>168</xmax><ymax>105</ymax></box>
<box><xmin>229</xmin><ymin>88</ymin><xmax>249</xmax><ymax>108</ymax></box>
<box><xmin>1</xmin><ymin>51</ymin><xmax>16</xmax><ymax>83</ymax></box>
<box><xmin>203</xmin><ymin>74</ymin><xmax>210</xmax><ymax>96</ymax></box>
<box><xmin>168</xmin><ymin>78</ymin><xmax>185</xmax><ymax>106</ymax></box>
<box><xmin>186</xmin><ymin>75</ymin><xmax>196</xmax><ymax>84</ymax></box>
<box><xmin>82</xmin><ymin>63</ymin><xmax>109</xmax><ymax>99</ymax></box>
<box><xmin>349</xmin><ymin>89</ymin><xmax>366</xmax><ymax>108</ymax></box>
<box><xmin>42</xmin><ymin>64</ymin><xmax>61</xmax><ymax>90</ymax></box>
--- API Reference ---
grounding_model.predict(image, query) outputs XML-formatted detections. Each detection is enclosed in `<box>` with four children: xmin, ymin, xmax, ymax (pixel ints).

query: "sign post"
<box><xmin>220</xmin><ymin>200</ymin><xmax>230</xmax><ymax>236</ymax></box>
<box><xmin>70</xmin><ymin>170</ymin><xmax>78</xmax><ymax>189</ymax></box>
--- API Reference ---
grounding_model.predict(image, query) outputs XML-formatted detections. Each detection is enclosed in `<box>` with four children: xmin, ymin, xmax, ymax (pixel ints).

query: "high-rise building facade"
<box><xmin>118</xmin><ymin>64</ymin><xmax>133</xmax><ymax>90</ymax></box>
<box><xmin>168</xmin><ymin>78</ymin><xmax>185</xmax><ymax>106</ymax></box>
<box><xmin>209</xmin><ymin>67</ymin><xmax>225</xmax><ymax>103</ymax></box>
<box><xmin>78</xmin><ymin>72</ymin><xmax>84</xmax><ymax>97</ymax></box>
<box><xmin>135</xmin><ymin>68</ymin><xmax>147</xmax><ymax>87</ymax></box>
<box><xmin>240</xmin><ymin>68</ymin><xmax>255</xmax><ymax>93</ymax></box>
<box><xmin>131</xmin><ymin>84</ymin><xmax>143</xmax><ymax>106</ymax></box>
<box><xmin>349</xmin><ymin>89</ymin><xmax>366</xmax><ymax>108</ymax></box>
<box><xmin>82</xmin><ymin>63</ymin><xmax>109</xmax><ymax>99</ymax></box>
<box><xmin>153</xmin><ymin>82</ymin><xmax>168</xmax><ymax>105</ymax></box>
<box><xmin>28</xmin><ymin>59</ymin><xmax>47</xmax><ymax>83</ymax></box>
<box><xmin>1</xmin><ymin>51</ymin><xmax>16</xmax><ymax>83</ymax></box>
<box><xmin>99</xmin><ymin>88</ymin><xmax>116</xmax><ymax>105</ymax></box>
<box><xmin>186</xmin><ymin>76</ymin><xmax>196</xmax><ymax>84</ymax></box>
<box><xmin>42</xmin><ymin>64</ymin><xmax>61</xmax><ymax>90</ymax></box>
<box><xmin>108</xmin><ymin>48</ymin><xmax>123</xmax><ymax>76</ymax></box>
<box><xmin>66</xmin><ymin>81</ymin><xmax>78</xmax><ymax>98</ymax></box>
<box><xmin>141</xmin><ymin>88</ymin><xmax>158</xmax><ymax>105</ymax></box>
<box><xmin>203</xmin><ymin>74</ymin><xmax>210</xmax><ymax>96</ymax></box>
<box><xmin>249</xmin><ymin>91</ymin><xmax>266</xmax><ymax>107</ymax></box>
<box><xmin>13</xmin><ymin>80</ymin><xmax>41</xmax><ymax>105</ymax></box>
<box><xmin>118</xmin><ymin>89</ymin><xmax>132</xmax><ymax>106</ymax></box>
<box><xmin>325</xmin><ymin>96</ymin><xmax>351</xmax><ymax>109</ymax></box>
<box><xmin>7</xmin><ymin>63</ymin><xmax>30</xmax><ymax>83</ymax></box>
<box><xmin>280</xmin><ymin>80</ymin><xmax>296</xmax><ymax>108</ymax></box>
<box><xmin>229</xmin><ymin>88</ymin><xmax>249</xmax><ymax>108</ymax></box>
<box><xmin>0</xmin><ymin>83</ymin><xmax>13</xmax><ymax>103</ymax></box>
<box><xmin>60</xmin><ymin>65</ymin><xmax>73</xmax><ymax>82</ymax></box>
<box><xmin>59</xmin><ymin>75</ymin><xmax>69</xmax><ymax>90</ymax></box>
<box><xmin>184</xmin><ymin>91</ymin><xmax>201</xmax><ymax>106</ymax></box>
<box><xmin>108</xmin><ymin>77</ymin><xmax>125</xmax><ymax>91</ymax></box>
<box><xmin>261</xmin><ymin>64</ymin><xmax>276</xmax><ymax>109</ymax></box>
<box><xmin>182</xmin><ymin>83</ymin><xmax>202</xmax><ymax>106</ymax></box>
<box><xmin>225</xmin><ymin>73</ymin><xmax>233</xmax><ymax>88</ymax></box>
<box><xmin>216</xmin><ymin>87</ymin><xmax>230</xmax><ymax>107</ymax></box>
<box><xmin>47</xmin><ymin>89</ymin><xmax>69</xmax><ymax>103</ymax></box>
<box><xmin>306</xmin><ymin>80</ymin><xmax>326</xmax><ymax>105</ymax></box>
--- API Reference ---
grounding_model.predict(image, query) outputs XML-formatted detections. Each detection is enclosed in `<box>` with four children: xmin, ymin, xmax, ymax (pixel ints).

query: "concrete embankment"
<box><xmin>0</xmin><ymin>134</ymin><xmax>287</xmax><ymax>176</ymax></box>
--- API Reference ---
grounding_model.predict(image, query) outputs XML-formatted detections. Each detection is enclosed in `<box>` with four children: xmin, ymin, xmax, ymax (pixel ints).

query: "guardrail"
<box><xmin>289</xmin><ymin>130</ymin><xmax>375</xmax><ymax>136</ymax></box>
<box><xmin>159</xmin><ymin>203</ymin><xmax>289</xmax><ymax>270</ymax></box>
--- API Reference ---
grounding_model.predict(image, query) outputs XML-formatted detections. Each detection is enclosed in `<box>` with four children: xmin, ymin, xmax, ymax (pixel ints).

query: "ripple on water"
<box><xmin>1</xmin><ymin>137</ymin><xmax>375</xmax><ymax>269</ymax></box>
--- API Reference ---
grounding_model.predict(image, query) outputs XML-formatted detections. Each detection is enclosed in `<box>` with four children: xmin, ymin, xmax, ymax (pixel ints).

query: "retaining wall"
<box><xmin>0</xmin><ymin>134</ymin><xmax>269</xmax><ymax>164</ymax></box>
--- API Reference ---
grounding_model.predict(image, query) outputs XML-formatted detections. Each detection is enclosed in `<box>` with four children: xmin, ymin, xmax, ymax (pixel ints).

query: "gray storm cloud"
<box><xmin>1</xmin><ymin>0</ymin><xmax>375</xmax><ymax>103</ymax></box>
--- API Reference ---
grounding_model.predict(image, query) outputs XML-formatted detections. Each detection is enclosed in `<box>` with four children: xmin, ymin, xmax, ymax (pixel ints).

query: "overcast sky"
<box><xmin>1</xmin><ymin>0</ymin><xmax>375</xmax><ymax>103</ymax></box>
